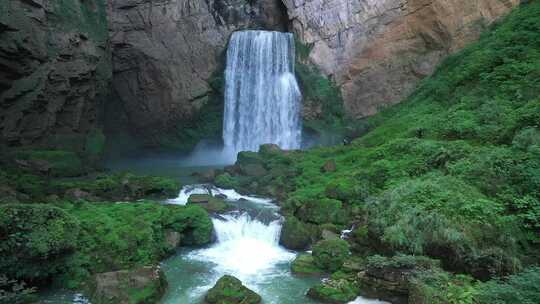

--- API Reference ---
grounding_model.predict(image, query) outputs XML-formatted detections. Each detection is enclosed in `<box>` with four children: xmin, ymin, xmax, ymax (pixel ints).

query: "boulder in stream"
<box><xmin>89</xmin><ymin>265</ymin><xmax>166</xmax><ymax>304</ymax></box>
<box><xmin>205</xmin><ymin>275</ymin><xmax>262</xmax><ymax>304</ymax></box>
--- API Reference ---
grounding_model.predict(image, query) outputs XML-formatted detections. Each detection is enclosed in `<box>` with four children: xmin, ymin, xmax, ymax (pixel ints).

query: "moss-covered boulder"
<box><xmin>187</xmin><ymin>194</ymin><xmax>230</xmax><ymax>213</ymax></box>
<box><xmin>89</xmin><ymin>265</ymin><xmax>166</xmax><ymax>304</ymax></box>
<box><xmin>279</xmin><ymin>216</ymin><xmax>317</xmax><ymax>250</ymax></box>
<box><xmin>313</xmin><ymin>239</ymin><xmax>350</xmax><ymax>272</ymax></box>
<box><xmin>0</xmin><ymin>204</ymin><xmax>80</xmax><ymax>282</ymax></box>
<box><xmin>291</xmin><ymin>254</ymin><xmax>323</xmax><ymax>275</ymax></box>
<box><xmin>205</xmin><ymin>275</ymin><xmax>261</xmax><ymax>304</ymax></box>
<box><xmin>307</xmin><ymin>278</ymin><xmax>359</xmax><ymax>304</ymax></box>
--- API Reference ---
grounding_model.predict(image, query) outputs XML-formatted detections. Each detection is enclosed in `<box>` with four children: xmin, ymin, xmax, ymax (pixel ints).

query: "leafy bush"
<box><xmin>0</xmin><ymin>204</ymin><xmax>80</xmax><ymax>282</ymax></box>
<box><xmin>312</xmin><ymin>239</ymin><xmax>350</xmax><ymax>272</ymax></box>
<box><xmin>409</xmin><ymin>269</ymin><xmax>477</xmax><ymax>304</ymax></box>
<box><xmin>59</xmin><ymin>202</ymin><xmax>213</xmax><ymax>287</ymax></box>
<box><xmin>476</xmin><ymin>267</ymin><xmax>540</xmax><ymax>304</ymax></box>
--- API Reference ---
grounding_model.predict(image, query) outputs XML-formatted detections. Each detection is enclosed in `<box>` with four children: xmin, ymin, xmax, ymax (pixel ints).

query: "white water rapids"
<box><xmin>164</xmin><ymin>185</ymin><xmax>389</xmax><ymax>304</ymax></box>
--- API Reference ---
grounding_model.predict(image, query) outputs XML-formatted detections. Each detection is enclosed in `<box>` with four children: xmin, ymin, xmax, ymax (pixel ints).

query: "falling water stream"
<box><xmin>223</xmin><ymin>30</ymin><xmax>302</xmax><ymax>155</ymax></box>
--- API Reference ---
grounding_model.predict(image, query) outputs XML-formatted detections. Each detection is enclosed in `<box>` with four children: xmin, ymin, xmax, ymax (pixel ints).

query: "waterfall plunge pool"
<box><xmin>39</xmin><ymin>186</ymin><xmax>389</xmax><ymax>304</ymax></box>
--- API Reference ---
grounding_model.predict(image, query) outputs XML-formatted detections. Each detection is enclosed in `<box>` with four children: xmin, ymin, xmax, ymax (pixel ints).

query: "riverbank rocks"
<box><xmin>205</xmin><ymin>275</ymin><xmax>262</xmax><ymax>304</ymax></box>
<box><xmin>307</xmin><ymin>278</ymin><xmax>359</xmax><ymax>304</ymax></box>
<box><xmin>313</xmin><ymin>239</ymin><xmax>351</xmax><ymax>272</ymax></box>
<box><xmin>357</xmin><ymin>255</ymin><xmax>440</xmax><ymax>303</ymax></box>
<box><xmin>187</xmin><ymin>194</ymin><xmax>230</xmax><ymax>213</ymax></box>
<box><xmin>52</xmin><ymin>173</ymin><xmax>181</xmax><ymax>201</ymax></box>
<box><xmin>89</xmin><ymin>265</ymin><xmax>166</xmax><ymax>304</ymax></box>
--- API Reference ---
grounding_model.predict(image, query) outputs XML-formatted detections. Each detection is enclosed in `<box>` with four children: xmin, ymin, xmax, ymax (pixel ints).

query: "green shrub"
<box><xmin>476</xmin><ymin>267</ymin><xmax>540</xmax><ymax>304</ymax></box>
<box><xmin>409</xmin><ymin>269</ymin><xmax>477</xmax><ymax>304</ymax></box>
<box><xmin>215</xmin><ymin>173</ymin><xmax>240</xmax><ymax>189</ymax></box>
<box><xmin>312</xmin><ymin>239</ymin><xmax>350</xmax><ymax>272</ymax></box>
<box><xmin>0</xmin><ymin>204</ymin><xmax>80</xmax><ymax>282</ymax></box>
<box><xmin>59</xmin><ymin>202</ymin><xmax>213</xmax><ymax>287</ymax></box>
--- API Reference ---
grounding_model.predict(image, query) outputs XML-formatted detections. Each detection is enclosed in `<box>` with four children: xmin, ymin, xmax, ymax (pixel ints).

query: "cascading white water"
<box><xmin>223</xmin><ymin>30</ymin><xmax>302</xmax><ymax>155</ymax></box>
<box><xmin>190</xmin><ymin>213</ymin><xmax>294</xmax><ymax>279</ymax></box>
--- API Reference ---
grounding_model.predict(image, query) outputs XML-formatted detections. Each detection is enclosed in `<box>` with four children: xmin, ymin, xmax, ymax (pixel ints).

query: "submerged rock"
<box><xmin>205</xmin><ymin>275</ymin><xmax>262</xmax><ymax>304</ymax></box>
<box><xmin>89</xmin><ymin>265</ymin><xmax>166</xmax><ymax>304</ymax></box>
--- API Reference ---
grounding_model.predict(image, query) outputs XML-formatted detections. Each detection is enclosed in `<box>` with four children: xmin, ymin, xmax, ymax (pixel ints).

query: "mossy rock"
<box><xmin>187</xmin><ymin>194</ymin><xmax>231</xmax><ymax>213</ymax></box>
<box><xmin>291</xmin><ymin>254</ymin><xmax>323</xmax><ymax>275</ymax></box>
<box><xmin>89</xmin><ymin>265</ymin><xmax>167</xmax><ymax>304</ymax></box>
<box><xmin>312</xmin><ymin>239</ymin><xmax>350</xmax><ymax>272</ymax></box>
<box><xmin>307</xmin><ymin>278</ymin><xmax>359</xmax><ymax>304</ymax></box>
<box><xmin>205</xmin><ymin>275</ymin><xmax>261</xmax><ymax>304</ymax></box>
<box><xmin>279</xmin><ymin>216</ymin><xmax>317</xmax><ymax>250</ymax></box>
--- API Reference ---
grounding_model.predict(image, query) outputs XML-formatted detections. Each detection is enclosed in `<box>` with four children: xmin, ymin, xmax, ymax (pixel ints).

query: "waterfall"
<box><xmin>223</xmin><ymin>30</ymin><xmax>302</xmax><ymax>154</ymax></box>
<box><xmin>192</xmin><ymin>213</ymin><xmax>294</xmax><ymax>277</ymax></box>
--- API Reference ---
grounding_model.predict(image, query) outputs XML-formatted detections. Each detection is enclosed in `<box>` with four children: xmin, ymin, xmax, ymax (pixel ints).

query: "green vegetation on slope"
<box><xmin>0</xmin><ymin>202</ymin><xmax>212</xmax><ymax>289</ymax></box>
<box><xmin>216</xmin><ymin>2</ymin><xmax>540</xmax><ymax>302</ymax></box>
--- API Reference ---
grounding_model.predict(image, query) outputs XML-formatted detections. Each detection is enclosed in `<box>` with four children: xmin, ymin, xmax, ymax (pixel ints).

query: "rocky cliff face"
<box><xmin>284</xmin><ymin>0</ymin><xmax>520</xmax><ymax>117</ymax></box>
<box><xmin>0</xmin><ymin>0</ymin><xmax>111</xmax><ymax>149</ymax></box>
<box><xmin>0</xmin><ymin>0</ymin><xmax>520</xmax><ymax>152</ymax></box>
<box><xmin>107</xmin><ymin>0</ymin><xmax>288</xmax><ymax>147</ymax></box>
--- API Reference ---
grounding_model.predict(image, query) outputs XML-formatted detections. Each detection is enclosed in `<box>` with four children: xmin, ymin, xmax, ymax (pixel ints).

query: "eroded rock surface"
<box><xmin>285</xmin><ymin>0</ymin><xmax>520</xmax><ymax>117</ymax></box>
<box><xmin>0</xmin><ymin>0</ymin><xmax>112</xmax><ymax>148</ymax></box>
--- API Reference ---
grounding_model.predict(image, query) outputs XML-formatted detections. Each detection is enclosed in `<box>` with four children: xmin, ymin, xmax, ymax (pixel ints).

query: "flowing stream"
<box><xmin>161</xmin><ymin>185</ymin><xmax>388</xmax><ymax>304</ymax></box>
<box><xmin>223</xmin><ymin>30</ymin><xmax>302</xmax><ymax>155</ymax></box>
